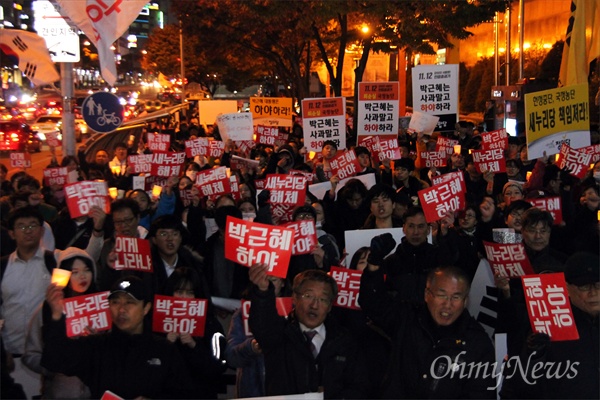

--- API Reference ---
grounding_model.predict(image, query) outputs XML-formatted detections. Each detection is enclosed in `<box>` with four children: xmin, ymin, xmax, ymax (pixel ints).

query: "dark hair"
<box><xmin>403</xmin><ymin>206</ymin><xmax>425</xmax><ymax>221</ymax></box>
<box><xmin>16</xmin><ymin>175</ymin><xmax>41</xmax><ymax>191</ymax></box>
<box><xmin>61</xmin><ymin>156</ymin><xmax>79</xmax><ymax>168</ymax></box>
<box><xmin>521</xmin><ymin>207</ymin><xmax>553</xmax><ymax>230</ymax></box>
<box><xmin>215</xmin><ymin>194</ymin><xmax>236</xmax><ymax>208</ymax></box>
<box><xmin>148</xmin><ymin>214</ymin><xmax>189</xmax><ymax>242</ymax></box>
<box><xmin>366</xmin><ymin>183</ymin><xmax>396</xmax><ymax>204</ymax></box>
<box><xmin>458</xmin><ymin>203</ymin><xmax>481</xmax><ymax>221</ymax></box>
<box><xmin>393</xmin><ymin>158</ymin><xmax>415</xmax><ymax>172</ymax></box>
<box><xmin>215</xmin><ymin>205</ymin><xmax>242</xmax><ymax>230</ymax></box>
<box><xmin>7</xmin><ymin>205</ymin><xmax>44</xmax><ymax>230</ymax></box>
<box><xmin>128</xmin><ymin>188</ymin><xmax>151</xmax><ymax>204</ymax></box>
<box><xmin>505</xmin><ymin>199</ymin><xmax>533</xmax><ymax>217</ymax></box>
<box><xmin>237</xmin><ymin>197</ymin><xmax>257</xmax><ymax>212</ymax></box>
<box><xmin>322</xmin><ymin>140</ymin><xmax>338</xmax><ymax>150</ymax></box>
<box><xmin>542</xmin><ymin>164</ymin><xmax>561</xmax><ymax>187</ymax></box>
<box><xmin>186</xmin><ymin>162</ymin><xmax>201</xmax><ymax>172</ymax></box>
<box><xmin>337</xmin><ymin>179</ymin><xmax>368</xmax><ymax>203</ymax></box>
<box><xmin>0</xmin><ymin>163</ymin><xmax>7</xmax><ymax>174</ymax></box>
<box><xmin>10</xmin><ymin>171</ymin><xmax>30</xmax><ymax>186</ymax></box>
<box><xmin>427</xmin><ymin>266</ymin><xmax>471</xmax><ymax>292</ymax></box>
<box><xmin>164</xmin><ymin>267</ymin><xmax>204</xmax><ymax>298</ymax></box>
<box><xmin>354</xmin><ymin>146</ymin><xmax>370</xmax><ymax>157</ymax></box>
<box><xmin>114</xmin><ymin>142</ymin><xmax>128</xmax><ymax>150</ymax></box>
<box><xmin>293</xmin><ymin>269</ymin><xmax>338</xmax><ymax>301</ymax></box>
<box><xmin>292</xmin><ymin>205</ymin><xmax>316</xmax><ymax>221</ymax></box>
<box><xmin>60</xmin><ymin>256</ymin><xmax>97</xmax><ymax>298</ymax></box>
<box><xmin>349</xmin><ymin>246</ymin><xmax>370</xmax><ymax>270</ymax></box>
<box><xmin>110</xmin><ymin>198</ymin><xmax>140</xmax><ymax>217</ymax></box>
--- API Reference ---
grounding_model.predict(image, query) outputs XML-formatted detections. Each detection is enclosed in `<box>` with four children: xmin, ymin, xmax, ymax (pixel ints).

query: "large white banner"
<box><xmin>411</xmin><ymin>64</ymin><xmax>459</xmax><ymax>133</ymax></box>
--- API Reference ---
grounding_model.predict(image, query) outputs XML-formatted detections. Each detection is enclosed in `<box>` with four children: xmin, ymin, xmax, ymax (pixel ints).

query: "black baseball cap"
<box><xmin>109</xmin><ymin>276</ymin><xmax>150</xmax><ymax>303</ymax></box>
<box><xmin>564</xmin><ymin>252</ymin><xmax>600</xmax><ymax>286</ymax></box>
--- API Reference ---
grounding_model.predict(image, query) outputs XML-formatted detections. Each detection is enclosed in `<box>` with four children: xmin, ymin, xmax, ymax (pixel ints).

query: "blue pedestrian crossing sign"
<box><xmin>82</xmin><ymin>92</ymin><xmax>124</xmax><ymax>133</ymax></box>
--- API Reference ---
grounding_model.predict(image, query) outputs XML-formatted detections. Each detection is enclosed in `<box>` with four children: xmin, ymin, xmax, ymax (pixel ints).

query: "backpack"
<box><xmin>0</xmin><ymin>250</ymin><xmax>56</xmax><ymax>281</ymax></box>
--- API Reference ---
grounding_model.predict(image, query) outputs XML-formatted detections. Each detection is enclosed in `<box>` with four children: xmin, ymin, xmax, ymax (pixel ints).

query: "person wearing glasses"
<box><xmin>0</xmin><ymin>206</ymin><xmax>104</xmax><ymax>398</ymax></box>
<box><xmin>248</xmin><ymin>265</ymin><xmax>368</xmax><ymax>398</ymax></box>
<box><xmin>359</xmin><ymin>264</ymin><xmax>495</xmax><ymax>398</ymax></box>
<box><xmin>501</xmin><ymin>252</ymin><xmax>599</xmax><ymax>399</ymax></box>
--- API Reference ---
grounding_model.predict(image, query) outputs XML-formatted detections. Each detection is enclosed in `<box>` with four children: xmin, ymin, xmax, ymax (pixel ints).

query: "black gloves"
<box><xmin>526</xmin><ymin>332</ymin><xmax>550</xmax><ymax>357</ymax></box>
<box><xmin>367</xmin><ymin>233</ymin><xmax>396</xmax><ymax>266</ymax></box>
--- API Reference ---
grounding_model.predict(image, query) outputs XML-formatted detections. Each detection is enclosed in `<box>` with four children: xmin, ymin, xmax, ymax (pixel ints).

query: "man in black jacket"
<box><xmin>360</xmin><ymin>263</ymin><xmax>496</xmax><ymax>398</ymax></box>
<box><xmin>249</xmin><ymin>265</ymin><xmax>368</xmax><ymax>398</ymax></box>
<box><xmin>41</xmin><ymin>276</ymin><xmax>194</xmax><ymax>399</ymax></box>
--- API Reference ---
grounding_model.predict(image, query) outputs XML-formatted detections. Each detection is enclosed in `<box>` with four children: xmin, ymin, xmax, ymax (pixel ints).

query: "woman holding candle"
<box><xmin>23</xmin><ymin>247</ymin><xmax>97</xmax><ymax>399</ymax></box>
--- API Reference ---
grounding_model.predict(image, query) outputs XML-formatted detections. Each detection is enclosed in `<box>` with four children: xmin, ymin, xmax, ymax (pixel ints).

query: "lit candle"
<box><xmin>51</xmin><ymin>268</ymin><xmax>71</xmax><ymax>288</ymax></box>
<box><xmin>152</xmin><ymin>185</ymin><xmax>163</xmax><ymax>198</ymax></box>
<box><xmin>453</xmin><ymin>145</ymin><xmax>462</xmax><ymax>155</ymax></box>
<box><xmin>526</xmin><ymin>171</ymin><xmax>532</xmax><ymax>181</ymax></box>
<box><xmin>555</xmin><ymin>153</ymin><xmax>560</xmax><ymax>162</ymax></box>
<box><xmin>109</xmin><ymin>187</ymin><xmax>118</xmax><ymax>199</ymax></box>
<box><xmin>308</xmin><ymin>151</ymin><xmax>316</xmax><ymax>160</ymax></box>
<box><xmin>110</xmin><ymin>166</ymin><xmax>121</xmax><ymax>175</ymax></box>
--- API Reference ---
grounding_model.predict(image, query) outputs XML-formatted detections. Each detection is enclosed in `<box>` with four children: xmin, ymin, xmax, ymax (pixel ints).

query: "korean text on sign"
<box><xmin>521</xmin><ymin>274</ymin><xmax>579</xmax><ymax>341</ymax></box>
<box><xmin>329</xmin><ymin>150</ymin><xmax>360</xmax><ymax>180</ymax></box>
<box><xmin>330</xmin><ymin>266</ymin><xmax>362</xmax><ymax>310</ymax></box>
<box><xmin>152</xmin><ymin>295</ymin><xmax>207</xmax><ymax>337</ymax></box>
<box><xmin>65</xmin><ymin>180</ymin><xmax>110</xmax><ymax>219</ymax></box>
<box><xmin>64</xmin><ymin>291</ymin><xmax>111</xmax><ymax>337</ymax></box>
<box><xmin>195</xmin><ymin>166</ymin><xmax>231</xmax><ymax>200</ymax></box>
<box><xmin>529</xmin><ymin>197</ymin><xmax>563</xmax><ymax>225</ymax></box>
<box><xmin>265</xmin><ymin>174</ymin><xmax>307</xmax><ymax>206</ymax></box>
<box><xmin>283</xmin><ymin>220</ymin><xmax>318</xmax><ymax>255</ymax></box>
<box><xmin>224</xmin><ymin>216</ymin><xmax>294</xmax><ymax>279</ymax></box>
<box><xmin>480</xmin><ymin>129</ymin><xmax>508</xmax><ymax>151</ymax></box>
<box><xmin>418</xmin><ymin>175</ymin><xmax>465</xmax><ymax>223</ymax></box>
<box><xmin>301</xmin><ymin>97</ymin><xmax>346</xmax><ymax>152</ymax></box>
<box><xmin>150</xmin><ymin>152</ymin><xmax>186</xmax><ymax>177</ymax></box>
<box><xmin>240</xmin><ymin>298</ymin><xmax>293</xmax><ymax>336</ymax></box>
<box><xmin>255</xmin><ymin>125</ymin><xmax>280</xmax><ymax>146</ymax></box>
<box><xmin>113</xmin><ymin>236</ymin><xmax>153</xmax><ymax>272</ymax></box>
<box><xmin>357</xmin><ymin>82</ymin><xmax>399</xmax><ymax>136</ymax></box>
<box><xmin>128</xmin><ymin>154</ymin><xmax>153</xmax><ymax>174</ymax></box>
<box><xmin>10</xmin><ymin>152</ymin><xmax>31</xmax><ymax>169</ymax></box>
<box><xmin>471</xmin><ymin>148</ymin><xmax>506</xmax><ymax>173</ymax></box>
<box><xmin>44</xmin><ymin>167</ymin><xmax>69</xmax><ymax>186</ymax></box>
<box><xmin>250</xmin><ymin>97</ymin><xmax>293</xmax><ymax>127</ymax></box>
<box><xmin>376</xmin><ymin>135</ymin><xmax>401</xmax><ymax>161</ymax></box>
<box><xmin>483</xmin><ymin>241</ymin><xmax>534</xmax><ymax>277</ymax></box>
<box><xmin>435</xmin><ymin>136</ymin><xmax>459</xmax><ymax>158</ymax></box>
<box><xmin>419</xmin><ymin>151</ymin><xmax>446</xmax><ymax>168</ymax></box>
<box><xmin>147</xmin><ymin>132</ymin><xmax>171</xmax><ymax>152</ymax></box>
<box><xmin>556</xmin><ymin>143</ymin><xmax>593</xmax><ymax>179</ymax></box>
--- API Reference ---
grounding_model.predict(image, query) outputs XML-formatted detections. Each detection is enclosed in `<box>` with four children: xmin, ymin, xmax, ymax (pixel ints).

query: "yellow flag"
<box><xmin>559</xmin><ymin>0</ymin><xmax>600</xmax><ymax>86</ymax></box>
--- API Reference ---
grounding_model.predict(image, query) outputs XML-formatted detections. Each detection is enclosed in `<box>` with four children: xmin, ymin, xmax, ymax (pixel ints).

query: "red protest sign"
<box><xmin>418</xmin><ymin>173</ymin><xmax>465</xmax><ymax>223</ymax></box>
<box><xmin>376</xmin><ymin>135</ymin><xmax>401</xmax><ymax>161</ymax></box>
<box><xmin>575</xmin><ymin>143</ymin><xmax>600</xmax><ymax>164</ymax></box>
<box><xmin>529</xmin><ymin>196</ymin><xmax>563</xmax><ymax>225</ymax></box>
<box><xmin>113</xmin><ymin>236</ymin><xmax>153</xmax><ymax>273</ymax></box>
<box><xmin>522</xmin><ymin>274</ymin><xmax>579</xmax><ymax>341</ymax></box>
<box><xmin>240</xmin><ymin>298</ymin><xmax>293</xmax><ymax>336</ymax></box>
<box><xmin>224</xmin><ymin>216</ymin><xmax>294</xmax><ymax>279</ymax></box>
<box><xmin>471</xmin><ymin>148</ymin><xmax>506</xmax><ymax>173</ymax></box>
<box><xmin>152</xmin><ymin>295</ymin><xmax>208</xmax><ymax>337</ymax></box>
<box><xmin>357</xmin><ymin>135</ymin><xmax>380</xmax><ymax>160</ymax></box>
<box><xmin>147</xmin><ymin>132</ymin><xmax>171</xmax><ymax>152</ymax></box>
<box><xmin>101</xmin><ymin>391</ymin><xmax>124</xmax><ymax>400</ymax></box>
<box><xmin>265</xmin><ymin>174</ymin><xmax>307</xmax><ymax>206</ymax></box>
<box><xmin>419</xmin><ymin>151</ymin><xmax>447</xmax><ymax>168</ymax></box>
<box><xmin>480</xmin><ymin>128</ymin><xmax>508</xmax><ymax>151</ymax></box>
<box><xmin>185</xmin><ymin>137</ymin><xmax>209</xmax><ymax>158</ymax></box>
<box><xmin>9</xmin><ymin>152</ymin><xmax>31</xmax><ymax>168</ymax></box>
<box><xmin>255</xmin><ymin>125</ymin><xmax>280</xmax><ymax>146</ymax></box>
<box><xmin>330</xmin><ymin>149</ymin><xmax>360</xmax><ymax>180</ymax></box>
<box><xmin>483</xmin><ymin>241</ymin><xmax>534</xmax><ymax>277</ymax></box>
<box><xmin>230</xmin><ymin>175</ymin><xmax>240</xmax><ymax>201</ymax></box>
<box><xmin>65</xmin><ymin>180</ymin><xmax>111</xmax><ymax>219</ymax></box>
<box><xmin>43</xmin><ymin>167</ymin><xmax>69</xmax><ymax>186</ymax></box>
<box><xmin>64</xmin><ymin>291</ymin><xmax>111</xmax><ymax>338</ymax></box>
<box><xmin>150</xmin><ymin>152</ymin><xmax>186</xmax><ymax>177</ymax></box>
<box><xmin>270</xmin><ymin>203</ymin><xmax>296</xmax><ymax>225</ymax></box>
<box><xmin>330</xmin><ymin>266</ymin><xmax>362</xmax><ymax>310</ymax></box>
<box><xmin>195</xmin><ymin>166</ymin><xmax>231</xmax><ymax>200</ymax></box>
<box><xmin>254</xmin><ymin>179</ymin><xmax>266</xmax><ymax>190</ymax></box>
<box><xmin>290</xmin><ymin>169</ymin><xmax>315</xmax><ymax>183</ymax></box>
<box><xmin>435</xmin><ymin>136</ymin><xmax>458</xmax><ymax>158</ymax></box>
<box><xmin>46</xmin><ymin>131</ymin><xmax>61</xmax><ymax>147</ymax></box>
<box><xmin>556</xmin><ymin>143</ymin><xmax>593</xmax><ymax>179</ymax></box>
<box><xmin>283</xmin><ymin>220</ymin><xmax>318</xmax><ymax>255</ymax></box>
<box><xmin>128</xmin><ymin>154</ymin><xmax>153</xmax><ymax>174</ymax></box>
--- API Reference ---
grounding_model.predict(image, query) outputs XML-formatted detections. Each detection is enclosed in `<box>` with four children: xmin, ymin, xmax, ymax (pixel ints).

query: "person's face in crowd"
<box><xmin>9</xmin><ymin>216</ymin><xmax>44</xmax><ymax>250</ymax></box>
<box><xmin>152</xmin><ymin>228</ymin><xmax>182</xmax><ymax>258</ymax></box>
<box><xmin>581</xmin><ymin>187</ymin><xmax>600</xmax><ymax>211</ymax></box>
<box><xmin>173</xmin><ymin>282</ymin><xmax>195</xmax><ymax>299</ymax></box>
<box><xmin>520</xmin><ymin>146</ymin><xmax>529</xmax><ymax>163</ymax></box>
<box><xmin>503</xmin><ymin>187</ymin><xmax>523</xmax><ymax>206</ymax></box>
<box><xmin>505</xmin><ymin>208</ymin><xmax>525</xmax><ymax>232</ymax></box>
<box><xmin>345</xmin><ymin>192</ymin><xmax>364</xmax><ymax>210</ymax></box>
<box><xmin>112</xmin><ymin>207</ymin><xmax>139</xmax><ymax>237</ymax></box>
<box><xmin>357</xmin><ymin>153</ymin><xmax>370</xmax><ymax>169</ymax></box>
<box><xmin>567</xmin><ymin>281</ymin><xmax>600</xmax><ymax>317</ymax></box>
<box><xmin>393</xmin><ymin>203</ymin><xmax>409</xmax><ymax>219</ymax></box>
<box><xmin>507</xmin><ymin>143</ymin><xmax>519</xmax><ymax>159</ymax></box>
<box><xmin>240</xmin><ymin>184</ymin><xmax>252</xmax><ymax>199</ymax></box>
<box><xmin>465</xmin><ymin>162</ymin><xmax>481</xmax><ymax>179</ymax></box>
<box><xmin>69</xmin><ymin>259</ymin><xmax>93</xmax><ymax>294</ymax></box>
<box><xmin>370</xmin><ymin>194</ymin><xmax>393</xmax><ymax>220</ymax></box>
<box><xmin>293</xmin><ymin>280</ymin><xmax>333</xmax><ymax>329</ymax></box>
<box><xmin>394</xmin><ymin>166</ymin><xmax>410</xmax><ymax>182</ymax></box>
<box><xmin>28</xmin><ymin>190</ymin><xmax>43</xmax><ymax>207</ymax></box>
<box><xmin>322</xmin><ymin>144</ymin><xmax>337</xmax><ymax>160</ymax></box>
<box><xmin>312</xmin><ymin>202</ymin><xmax>325</xmax><ymax>226</ymax></box>
<box><xmin>65</xmin><ymin>159</ymin><xmax>78</xmax><ymax>173</ymax></box>
<box><xmin>521</xmin><ymin>221</ymin><xmax>551</xmax><ymax>252</ymax></box>
<box><xmin>129</xmin><ymin>191</ymin><xmax>149</xmax><ymax>212</ymax></box>
<box><xmin>458</xmin><ymin>209</ymin><xmax>478</xmax><ymax>230</ymax></box>
<box><xmin>216</xmin><ymin>196</ymin><xmax>235</xmax><ymax>208</ymax></box>
<box><xmin>506</xmin><ymin>163</ymin><xmax>520</xmax><ymax>179</ymax></box>
<box><xmin>95</xmin><ymin>150</ymin><xmax>109</xmax><ymax>165</ymax></box>
<box><xmin>239</xmin><ymin>201</ymin><xmax>256</xmax><ymax>214</ymax></box>
<box><xmin>403</xmin><ymin>213</ymin><xmax>429</xmax><ymax>246</ymax></box>
<box><xmin>178</xmin><ymin>176</ymin><xmax>193</xmax><ymax>191</ymax></box>
<box><xmin>548</xmin><ymin>174</ymin><xmax>562</xmax><ymax>194</ymax></box>
<box><xmin>355</xmin><ymin>251</ymin><xmax>370</xmax><ymax>272</ymax></box>
<box><xmin>451</xmin><ymin>153</ymin><xmax>465</xmax><ymax>169</ymax></box>
<box><xmin>425</xmin><ymin>274</ymin><xmax>468</xmax><ymax>326</ymax></box>
<box><xmin>114</xmin><ymin>146</ymin><xmax>128</xmax><ymax>162</ymax></box>
<box><xmin>399</xmin><ymin>147</ymin><xmax>410</xmax><ymax>159</ymax></box>
<box><xmin>294</xmin><ymin>210</ymin><xmax>315</xmax><ymax>222</ymax></box>
<box><xmin>109</xmin><ymin>292</ymin><xmax>151</xmax><ymax>335</ymax></box>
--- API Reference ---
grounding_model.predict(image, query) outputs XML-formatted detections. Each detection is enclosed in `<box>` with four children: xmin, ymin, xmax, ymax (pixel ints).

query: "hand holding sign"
<box><xmin>249</xmin><ymin>263</ymin><xmax>270</xmax><ymax>291</ymax></box>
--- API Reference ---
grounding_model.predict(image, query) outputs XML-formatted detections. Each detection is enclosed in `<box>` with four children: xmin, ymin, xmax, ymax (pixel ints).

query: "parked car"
<box><xmin>31</xmin><ymin>114</ymin><xmax>83</xmax><ymax>142</ymax></box>
<box><xmin>0</xmin><ymin>121</ymin><xmax>42</xmax><ymax>152</ymax></box>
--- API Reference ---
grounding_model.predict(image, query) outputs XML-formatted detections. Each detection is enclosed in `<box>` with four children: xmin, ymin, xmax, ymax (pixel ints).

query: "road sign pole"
<box><xmin>60</xmin><ymin>62</ymin><xmax>76</xmax><ymax>156</ymax></box>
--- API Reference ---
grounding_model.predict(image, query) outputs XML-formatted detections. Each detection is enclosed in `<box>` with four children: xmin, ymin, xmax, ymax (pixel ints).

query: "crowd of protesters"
<box><xmin>0</xmin><ymin>115</ymin><xmax>599</xmax><ymax>399</ymax></box>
